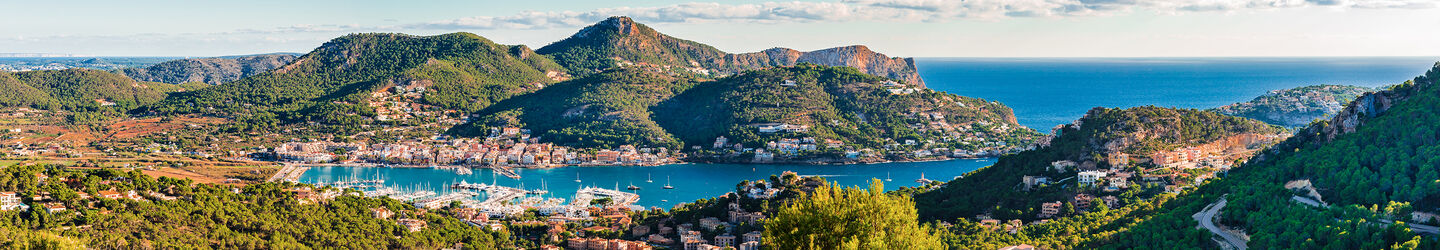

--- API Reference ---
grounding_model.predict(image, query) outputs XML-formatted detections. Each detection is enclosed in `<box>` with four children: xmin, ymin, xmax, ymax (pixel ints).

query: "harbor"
<box><xmin>296</xmin><ymin>158</ymin><xmax>995</xmax><ymax>209</ymax></box>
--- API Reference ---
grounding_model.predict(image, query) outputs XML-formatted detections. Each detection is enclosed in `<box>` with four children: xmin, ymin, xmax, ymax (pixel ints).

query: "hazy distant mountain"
<box><xmin>118</xmin><ymin>54</ymin><xmax>299</xmax><ymax>85</ymax></box>
<box><xmin>538</xmin><ymin>16</ymin><xmax>926</xmax><ymax>87</ymax></box>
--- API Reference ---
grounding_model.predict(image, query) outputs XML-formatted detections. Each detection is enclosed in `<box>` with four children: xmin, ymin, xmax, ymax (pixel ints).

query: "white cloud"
<box><xmin>399</xmin><ymin>0</ymin><xmax>1437</xmax><ymax>30</ymax></box>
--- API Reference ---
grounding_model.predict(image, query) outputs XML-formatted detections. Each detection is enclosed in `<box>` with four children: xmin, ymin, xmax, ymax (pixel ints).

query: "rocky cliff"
<box><xmin>119</xmin><ymin>54</ymin><xmax>298</xmax><ymax>85</ymax></box>
<box><xmin>1300</xmin><ymin>63</ymin><xmax>1438</xmax><ymax>143</ymax></box>
<box><xmin>728</xmin><ymin>46</ymin><xmax>924</xmax><ymax>87</ymax></box>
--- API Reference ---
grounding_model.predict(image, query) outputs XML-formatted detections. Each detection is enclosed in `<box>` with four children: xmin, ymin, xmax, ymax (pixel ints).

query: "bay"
<box><xmin>298</xmin><ymin>159</ymin><xmax>995</xmax><ymax>209</ymax></box>
<box><xmin>301</xmin><ymin>57</ymin><xmax>1440</xmax><ymax>210</ymax></box>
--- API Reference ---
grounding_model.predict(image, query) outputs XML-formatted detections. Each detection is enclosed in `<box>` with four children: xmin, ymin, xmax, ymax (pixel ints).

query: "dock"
<box><xmin>414</xmin><ymin>191</ymin><xmax>479</xmax><ymax>209</ymax></box>
<box><xmin>489</xmin><ymin>165</ymin><xmax>521</xmax><ymax>179</ymax></box>
<box><xmin>570</xmin><ymin>187</ymin><xmax>639</xmax><ymax>207</ymax></box>
<box><xmin>267</xmin><ymin>164</ymin><xmax>310</xmax><ymax>182</ymax></box>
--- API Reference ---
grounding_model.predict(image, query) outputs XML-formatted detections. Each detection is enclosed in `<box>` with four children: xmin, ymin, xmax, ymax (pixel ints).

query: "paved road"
<box><xmin>1194</xmin><ymin>197</ymin><xmax>1248</xmax><ymax>250</ymax></box>
<box><xmin>1292</xmin><ymin>196</ymin><xmax>1439</xmax><ymax>235</ymax></box>
<box><xmin>1377</xmin><ymin>219</ymin><xmax>1440</xmax><ymax>235</ymax></box>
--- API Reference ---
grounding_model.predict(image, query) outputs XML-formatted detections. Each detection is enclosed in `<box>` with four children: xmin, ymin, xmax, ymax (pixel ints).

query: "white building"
<box><xmin>1078</xmin><ymin>171</ymin><xmax>1108</xmax><ymax>186</ymax></box>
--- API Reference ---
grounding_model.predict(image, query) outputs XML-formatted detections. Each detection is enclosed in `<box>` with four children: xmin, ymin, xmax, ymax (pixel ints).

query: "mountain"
<box><xmin>1212</xmin><ymin>85</ymin><xmax>1373</xmax><ymax>127</ymax></box>
<box><xmin>537</xmin><ymin>16</ymin><xmax>926</xmax><ymax>87</ymax></box>
<box><xmin>452</xmin><ymin>67</ymin><xmax>698</xmax><ymax>149</ymax></box>
<box><xmin>654</xmin><ymin>64</ymin><xmax>1028</xmax><ymax>155</ymax></box>
<box><xmin>142</xmin><ymin>32</ymin><xmax>567</xmax><ymax>132</ymax></box>
<box><xmin>0</xmin><ymin>68</ymin><xmax>196</xmax><ymax>112</ymax></box>
<box><xmin>454</xmin><ymin>64</ymin><xmax>1035</xmax><ymax>159</ymax></box>
<box><xmin>118</xmin><ymin>53</ymin><xmax>299</xmax><ymax>85</ymax></box>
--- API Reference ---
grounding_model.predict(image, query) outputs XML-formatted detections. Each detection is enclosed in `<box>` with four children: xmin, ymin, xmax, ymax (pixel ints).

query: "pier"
<box><xmin>570</xmin><ymin>187</ymin><xmax>639</xmax><ymax>207</ymax></box>
<box><xmin>414</xmin><ymin>191</ymin><xmax>479</xmax><ymax>209</ymax></box>
<box><xmin>488</xmin><ymin>165</ymin><xmax>520</xmax><ymax>179</ymax></box>
<box><xmin>267</xmin><ymin>164</ymin><xmax>309</xmax><ymax>182</ymax></box>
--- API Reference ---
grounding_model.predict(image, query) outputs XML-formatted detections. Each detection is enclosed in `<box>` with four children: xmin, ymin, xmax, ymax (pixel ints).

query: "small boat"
<box><xmin>574</xmin><ymin>173</ymin><xmax>581</xmax><ymax>183</ymax></box>
<box><xmin>663</xmin><ymin>176</ymin><xmax>674</xmax><ymax>189</ymax></box>
<box><xmin>627</xmin><ymin>182</ymin><xmax>641</xmax><ymax>190</ymax></box>
<box><xmin>646</xmin><ymin>173</ymin><xmax>654</xmax><ymax>183</ymax></box>
<box><xmin>885</xmin><ymin>172</ymin><xmax>893</xmax><ymax>182</ymax></box>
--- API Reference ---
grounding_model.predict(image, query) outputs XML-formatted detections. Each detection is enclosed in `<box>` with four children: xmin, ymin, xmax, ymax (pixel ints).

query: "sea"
<box><xmin>917</xmin><ymin>57</ymin><xmax>1440</xmax><ymax>130</ymax></box>
<box><xmin>299</xmin><ymin>57</ymin><xmax>1439</xmax><ymax>209</ymax></box>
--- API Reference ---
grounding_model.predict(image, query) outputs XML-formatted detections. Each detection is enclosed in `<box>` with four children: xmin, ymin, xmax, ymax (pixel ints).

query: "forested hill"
<box><xmin>452</xmin><ymin>64</ymin><xmax>1034</xmax><ymax>155</ymax></box>
<box><xmin>117</xmin><ymin>53</ymin><xmax>299</xmax><ymax>85</ymax></box>
<box><xmin>1099</xmin><ymin>63</ymin><xmax>1440</xmax><ymax>249</ymax></box>
<box><xmin>1212</xmin><ymin>84</ymin><xmax>1373</xmax><ymax>127</ymax></box>
<box><xmin>139</xmin><ymin>32</ymin><xmax>568</xmax><ymax>132</ymax></box>
<box><xmin>0</xmin><ymin>69</ymin><xmax>198</xmax><ymax>113</ymax></box>
<box><xmin>537</xmin><ymin>16</ymin><xmax>926</xmax><ymax>87</ymax></box>
<box><xmin>912</xmin><ymin>106</ymin><xmax>1282</xmax><ymax>222</ymax></box>
<box><xmin>452</xmin><ymin>67</ymin><xmax>698</xmax><ymax>150</ymax></box>
<box><xmin>654</xmin><ymin>64</ymin><xmax>1031</xmax><ymax>152</ymax></box>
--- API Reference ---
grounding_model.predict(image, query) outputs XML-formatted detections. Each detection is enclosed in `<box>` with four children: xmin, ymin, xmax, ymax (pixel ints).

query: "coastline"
<box><xmin>280</xmin><ymin>155</ymin><xmax>998</xmax><ymax>172</ymax></box>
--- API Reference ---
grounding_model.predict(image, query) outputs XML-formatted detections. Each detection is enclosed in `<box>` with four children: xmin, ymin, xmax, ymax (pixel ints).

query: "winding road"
<box><xmin>1194</xmin><ymin>197</ymin><xmax>1248</xmax><ymax>250</ymax></box>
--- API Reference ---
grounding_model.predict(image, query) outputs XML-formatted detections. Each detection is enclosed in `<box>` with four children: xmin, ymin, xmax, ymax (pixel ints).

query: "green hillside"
<box><xmin>453</xmin><ymin>67</ymin><xmax>698</xmax><ymax>149</ymax></box>
<box><xmin>1103</xmin><ymin>65</ymin><xmax>1440</xmax><ymax>249</ymax></box>
<box><xmin>451</xmin><ymin>64</ymin><xmax>1035</xmax><ymax>155</ymax></box>
<box><xmin>536</xmin><ymin>16</ymin><xmax>729</xmax><ymax>76</ymax></box>
<box><xmin>0</xmin><ymin>164</ymin><xmax>509</xmax><ymax>248</ymax></box>
<box><xmin>913</xmin><ymin>106</ymin><xmax>1280</xmax><ymax>221</ymax></box>
<box><xmin>0</xmin><ymin>69</ymin><xmax>194</xmax><ymax>114</ymax></box>
<box><xmin>141</xmin><ymin>32</ymin><xmax>566</xmax><ymax>133</ymax></box>
<box><xmin>654</xmin><ymin>64</ymin><xmax>1035</xmax><ymax>152</ymax></box>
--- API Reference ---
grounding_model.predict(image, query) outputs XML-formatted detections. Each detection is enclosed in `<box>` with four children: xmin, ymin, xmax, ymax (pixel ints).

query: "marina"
<box><xmin>297</xmin><ymin>158</ymin><xmax>995</xmax><ymax>209</ymax></box>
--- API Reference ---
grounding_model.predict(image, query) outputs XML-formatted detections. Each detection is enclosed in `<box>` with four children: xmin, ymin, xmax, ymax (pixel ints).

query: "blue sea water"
<box><xmin>299</xmin><ymin>159</ymin><xmax>994</xmax><ymax>209</ymax></box>
<box><xmin>916</xmin><ymin>57</ymin><xmax>1440</xmax><ymax>130</ymax></box>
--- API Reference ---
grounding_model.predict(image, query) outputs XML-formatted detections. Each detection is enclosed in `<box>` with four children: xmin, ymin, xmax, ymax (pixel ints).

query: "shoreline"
<box><xmin>282</xmin><ymin>156</ymin><xmax>998</xmax><ymax>171</ymax></box>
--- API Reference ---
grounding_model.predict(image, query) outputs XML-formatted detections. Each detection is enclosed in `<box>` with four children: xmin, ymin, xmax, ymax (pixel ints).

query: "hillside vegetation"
<box><xmin>655</xmin><ymin>64</ymin><xmax>1032</xmax><ymax>151</ymax></box>
<box><xmin>0</xmin><ymin>69</ymin><xmax>200</xmax><ymax>123</ymax></box>
<box><xmin>913</xmin><ymin>106</ymin><xmax>1281</xmax><ymax>221</ymax></box>
<box><xmin>0</xmin><ymin>164</ymin><xmax>509</xmax><ymax>248</ymax></box>
<box><xmin>1101</xmin><ymin>64</ymin><xmax>1440</xmax><ymax>249</ymax></box>
<box><xmin>454</xmin><ymin>67</ymin><xmax>698</xmax><ymax>149</ymax></box>
<box><xmin>141</xmin><ymin>32</ymin><xmax>566</xmax><ymax>133</ymax></box>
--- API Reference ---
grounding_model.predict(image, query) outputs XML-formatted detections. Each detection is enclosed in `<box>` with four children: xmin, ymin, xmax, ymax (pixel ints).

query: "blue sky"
<box><xmin>5</xmin><ymin>0</ymin><xmax>1440</xmax><ymax>57</ymax></box>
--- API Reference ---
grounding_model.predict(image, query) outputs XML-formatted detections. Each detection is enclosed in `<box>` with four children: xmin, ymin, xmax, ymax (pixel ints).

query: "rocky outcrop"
<box><xmin>119</xmin><ymin>54</ymin><xmax>298</xmax><ymax>85</ymax></box>
<box><xmin>1307</xmin><ymin>63</ymin><xmax>1439</xmax><ymax>143</ymax></box>
<box><xmin>728</xmin><ymin>46</ymin><xmax>925</xmax><ymax>87</ymax></box>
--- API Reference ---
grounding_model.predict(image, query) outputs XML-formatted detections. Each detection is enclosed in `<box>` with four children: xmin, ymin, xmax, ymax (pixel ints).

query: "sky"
<box><xmin>4</xmin><ymin>0</ymin><xmax>1440</xmax><ymax>57</ymax></box>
